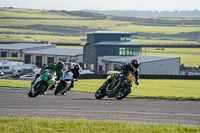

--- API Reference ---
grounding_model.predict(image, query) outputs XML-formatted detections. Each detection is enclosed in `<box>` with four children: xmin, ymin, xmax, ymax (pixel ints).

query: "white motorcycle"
<box><xmin>54</xmin><ymin>69</ymin><xmax>74</xmax><ymax>95</ymax></box>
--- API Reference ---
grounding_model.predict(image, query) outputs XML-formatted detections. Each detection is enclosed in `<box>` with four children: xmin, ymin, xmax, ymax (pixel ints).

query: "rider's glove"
<box><xmin>135</xmin><ymin>80</ymin><xmax>139</xmax><ymax>85</ymax></box>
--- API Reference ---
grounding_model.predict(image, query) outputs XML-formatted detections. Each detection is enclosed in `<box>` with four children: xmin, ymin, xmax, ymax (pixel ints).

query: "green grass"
<box><xmin>0</xmin><ymin>117</ymin><xmax>199</xmax><ymax>133</ymax></box>
<box><xmin>0</xmin><ymin>19</ymin><xmax>130</xmax><ymax>29</ymax></box>
<box><xmin>1</xmin><ymin>79</ymin><xmax>200</xmax><ymax>100</ymax></box>
<box><xmin>0</xmin><ymin>34</ymin><xmax>85</xmax><ymax>43</ymax></box>
<box><xmin>0</xmin><ymin>28</ymin><xmax>53</xmax><ymax>34</ymax></box>
<box><xmin>134</xmin><ymin>38</ymin><xmax>199</xmax><ymax>45</ymax></box>
<box><xmin>143</xmin><ymin>48</ymin><xmax>200</xmax><ymax>53</ymax></box>
<box><xmin>74</xmin><ymin>79</ymin><xmax>200</xmax><ymax>100</ymax></box>
<box><xmin>0</xmin><ymin>8</ymin><xmax>84</xmax><ymax>19</ymax></box>
<box><xmin>1</xmin><ymin>33</ymin><xmax>199</xmax><ymax>44</ymax></box>
<box><xmin>1</xmin><ymin>18</ymin><xmax>199</xmax><ymax>35</ymax></box>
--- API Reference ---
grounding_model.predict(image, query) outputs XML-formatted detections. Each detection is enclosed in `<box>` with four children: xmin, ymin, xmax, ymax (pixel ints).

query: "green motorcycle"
<box><xmin>28</xmin><ymin>69</ymin><xmax>57</xmax><ymax>97</ymax></box>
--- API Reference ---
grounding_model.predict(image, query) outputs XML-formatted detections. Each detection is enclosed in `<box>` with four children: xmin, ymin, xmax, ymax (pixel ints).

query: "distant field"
<box><xmin>0</xmin><ymin>34</ymin><xmax>85</xmax><ymax>43</ymax></box>
<box><xmin>0</xmin><ymin>19</ymin><xmax>130</xmax><ymax>29</ymax></box>
<box><xmin>1</xmin><ymin>8</ymin><xmax>200</xmax><ymax>44</ymax></box>
<box><xmin>0</xmin><ymin>8</ymin><xmax>84</xmax><ymax>19</ymax></box>
<box><xmin>134</xmin><ymin>38</ymin><xmax>199</xmax><ymax>45</ymax></box>
<box><xmin>144</xmin><ymin>48</ymin><xmax>200</xmax><ymax>53</ymax></box>
<box><xmin>111</xmin><ymin>24</ymin><xmax>200</xmax><ymax>34</ymax></box>
<box><xmin>1</xmin><ymin>33</ymin><xmax>198</xmax><ymax>44</ymax></box>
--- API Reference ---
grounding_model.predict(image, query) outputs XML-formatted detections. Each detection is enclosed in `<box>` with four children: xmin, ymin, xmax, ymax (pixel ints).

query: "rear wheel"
<box><xmin>95</xmin><ymin>86</ymin><xmax>106</xmax><ymax>99</ymax></box>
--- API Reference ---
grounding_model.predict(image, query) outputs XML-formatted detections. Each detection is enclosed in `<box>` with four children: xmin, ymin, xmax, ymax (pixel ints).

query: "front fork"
<box><xmin>119</xmin><ymin>74</ymin><xmax>127</xmax><ymax>89</ymax></box>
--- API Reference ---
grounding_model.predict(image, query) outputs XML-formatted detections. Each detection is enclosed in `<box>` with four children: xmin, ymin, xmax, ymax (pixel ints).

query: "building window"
<box><xmin>47</xmin><ymin>57</ymin><xmax>54</xmax><ymax>64</ymax></box>
<box><xmin>119</xmin><ymin>48</ymin><xmax>140</xmax><ymax>56</ymax></box>
<box><xmin>25</xmin><ymin>55</ymin><xmax>31</xmax><ymax>64</ymax></box>
<box><xmin>120</xmin><ymin>36</ymin><xmax>132</xmax><ymax>42</ymax></box>
<box><xmin>114</xmin><ymin>64</ymin><xmax>121</xmax><ymax>71</ymax></box>
<box><xmin>36</xmin><ymin>56</ymin><xmax>42</xmax><ymax>68</ymax></box>
<box><xmin>3</xmin><ymin>66</ymin><xmax>9</xmax><ymax>69</ymax></box>
<box><xmin>59</xmin><ymin>58</ymin><xmax>67</xmax><ymax>62</ymax></box>
<box><xmin>1</xmin><ymin>51</ymin><xmax>7</xmax><ymax>57</ymax></box>
<box><xmin>11</xmin><ymin>53</ymin><xmax>18</xmax><ymax>57</ymax></box>
<box><xmin>119</xmin><ymin>48</ymin><xmax>125</xmax><ymax>55</ymax></box>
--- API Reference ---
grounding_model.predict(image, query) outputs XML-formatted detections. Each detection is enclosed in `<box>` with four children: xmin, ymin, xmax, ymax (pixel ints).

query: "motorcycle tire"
<box><xmin>95</xmin><ymin>86</ymin><xmax>106</xmax><ymax>99</ymax></box>
<box><xmin>31</xmin><ymin>81</ymin><xmax>47</xmax><ymax>97</ymax></box>
<box><xmin>54</xmin><ymin>82</ymin><xmax>66</xmax><ymax>95</ymax></box>
<box><xmin>116</xmin><ymin>86</ymin><xmax>131</xmax><ymax>100</ymax></box>
<box><xmin>28</xmin><ymin>90</ymin><xmax>33</xmax><ymax>97</ymax></box>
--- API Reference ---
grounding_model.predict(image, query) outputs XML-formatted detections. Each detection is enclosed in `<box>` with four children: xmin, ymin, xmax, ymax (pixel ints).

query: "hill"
<box><xmin>90</xmin><ymin>10</ymin><xmax>200</xmax><ymax>18</ymax></box>
<box><xmin>0</xmin><ymin>7</ymin><xmax>200</xmax><ymax>45</ymax></box>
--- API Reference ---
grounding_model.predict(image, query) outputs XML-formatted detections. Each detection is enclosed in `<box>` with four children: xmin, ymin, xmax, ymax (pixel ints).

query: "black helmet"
<box><xmin>74</xmin><ymin>64</ymin><xmax>80</xmax><ymax>70</ymax></box>
<box><xmin>56</xmin><ymin>61</ymin><xmax>64</xmax><ymax>70</ymax></box>
<box><xmin>131</xmin><ymin>59</ymin><xmax>139</xmax><ymax>68</ymax></box>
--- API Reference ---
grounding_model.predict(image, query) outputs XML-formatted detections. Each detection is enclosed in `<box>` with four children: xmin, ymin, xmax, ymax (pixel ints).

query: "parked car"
<box><xmin>0</xmin><ymin>71</ymin><xmax>5</xmax><ymax>76</ymax></box>
<box><xmin>81</xmin><ymin>69</ymin><xmax>94</xmax><ymax>74</ymax></box>
<box><xmin>19</xmin><ymin>74</ymin><xmax>35</xmax><ymax>80</ymax></box>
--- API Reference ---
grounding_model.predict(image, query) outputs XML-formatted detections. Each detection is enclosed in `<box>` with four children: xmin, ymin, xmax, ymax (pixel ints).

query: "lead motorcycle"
<box><xmin>28</xmin><ymin>69</ymin><xmax>57</xmax><ymax>97</ymax></box>
<box><xmin>54</xmin><ymin>69</ymin><xmax>74</xmax><ymax>95</ymax></box>
<box><xmin>95</xmin><ymin>72</ymin><xmax>134</xmax><ymax>100</ymax></box>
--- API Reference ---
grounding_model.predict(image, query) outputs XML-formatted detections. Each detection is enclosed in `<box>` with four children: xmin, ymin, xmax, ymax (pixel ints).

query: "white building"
<box><xmin>0</xmin><ymin>43</ymin><xmax>56</xmax><ymax>58</ymax></box>
<box><xmin>99</xmin><ymin>56</ymin><xmax>180</xmax><ymax>75</ymax></box>
<box><xmin>23</xmin><ymin>48</ymin><xmax>83</xmax><ymax>67</ymax></box>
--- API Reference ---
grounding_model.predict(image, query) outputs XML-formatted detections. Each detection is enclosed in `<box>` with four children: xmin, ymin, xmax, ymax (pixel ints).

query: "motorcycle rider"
<box><xmin>103</xmin><ymin>59</ymin><xmax>140</xmax><ymax>88</ymax></box>
<box><xmin>69</xmin><ymin>64</ymin><xmax>81</xmax><ymax>88</ymax></box>
<box><xmin>31</xmin><ymin>61</ymin><xmax>65</xmax><ymax>86</ymax></box>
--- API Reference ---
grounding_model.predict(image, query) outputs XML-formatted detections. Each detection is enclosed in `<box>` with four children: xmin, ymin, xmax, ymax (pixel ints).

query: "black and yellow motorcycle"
<box><xmin>95</xmin><ymin>72</ymin><xmax>134</xmax><ymax>100</ymax></box>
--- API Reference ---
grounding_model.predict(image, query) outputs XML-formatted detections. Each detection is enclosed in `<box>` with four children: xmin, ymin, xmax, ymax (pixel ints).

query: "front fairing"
<box><xmin>41</xmin><ymin>69</ymin><xmax>57</xmax><ymax>85</ymax></box>
<box><xmin>61</xmin><ymin>69</ymin><xmax>73</xmax><ymax>81</ymax></box>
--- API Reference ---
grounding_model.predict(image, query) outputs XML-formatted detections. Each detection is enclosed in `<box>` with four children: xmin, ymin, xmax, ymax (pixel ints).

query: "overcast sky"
<box><xmin>0</xmin><ymin>0</ymin><xmax>200</xmax><ymax>11</ymax></box>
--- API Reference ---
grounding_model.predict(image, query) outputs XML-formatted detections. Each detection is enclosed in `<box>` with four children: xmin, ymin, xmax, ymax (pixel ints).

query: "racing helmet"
<box><xmin>56</xmin><ymin>61</ymin><xmax>65</xmax><ymax>70</ymax></box>
<box><xmin>74</xmin><ymin>64</ymin><xmax>80</xmax><ymax>70</ymax></box>
<box><xmin>131</xmin><ymin>59</ymin><xmax>139</xmax><ymax>69</ymax></box>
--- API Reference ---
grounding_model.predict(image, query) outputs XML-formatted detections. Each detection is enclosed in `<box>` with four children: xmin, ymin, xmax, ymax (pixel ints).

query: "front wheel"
<box><xmin>95</xmin><ymin>86</ymin><xmax>106</xmax><ymax>99</ymax></box>
<box><xmin>31</xmin><ymin>81</ymin><xmax>47</xmax><ymax>97</ymax></box>
<box><xmin>28</xmin><ymin>90</ymin><xmax>33</xmax><ymax>97</ymax></box>
<box><xmin>54</xmin><ymin>81</ymin><xmax>66</xmax><ymax>95</ymax></box>
<box><xmin>116</xmin><ymin>86</ymin><xmax>131</xmax><ymax>100</ymax></box>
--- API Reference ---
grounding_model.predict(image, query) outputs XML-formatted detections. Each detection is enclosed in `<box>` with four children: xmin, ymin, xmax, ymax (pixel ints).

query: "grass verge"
<box><xmin>0</xmin><ymin>79</ymin><xmax>200</xmax><ymax>100</ymax></box>
<box><xmin>0</xmin><ymin>117</ymin><xmax>199</xmax><ymax>133</ymax></box>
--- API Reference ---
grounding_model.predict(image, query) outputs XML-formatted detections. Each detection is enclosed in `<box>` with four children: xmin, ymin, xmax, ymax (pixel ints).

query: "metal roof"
<box><xmin>0</xmin><ymin>43</ymin><xmax>55</xmax><ymax>50</ymax></box>
<box><xmin>24</xmin><ymin>48</ymin><xmax>83</xmax><ymax>56</ymax></box>
<box><xmin>87</xmin><ymin>30</ymin><xmax>133</xmax><ymax>35</ymax></box>
<box><xmin>94</xmin><ymin>41</ymin><xmax>141</xmax><ymax>46</ymax></box>
<box><xmin>102</xmin><ymin>56</ymin><xmax>180</xmax><ymax>64</ymax></box>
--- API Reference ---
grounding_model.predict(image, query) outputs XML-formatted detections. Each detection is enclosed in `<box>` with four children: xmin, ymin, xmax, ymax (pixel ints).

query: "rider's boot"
<box><xmin>69</xmin><ymin>80</ymin><xmax>74</xmax><ymax>89</ymax></box>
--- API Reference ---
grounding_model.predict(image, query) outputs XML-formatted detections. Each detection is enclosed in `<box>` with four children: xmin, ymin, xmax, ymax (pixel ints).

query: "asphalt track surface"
<box><xmin>0</xmin><ymin>88</ymin><xmax>200</xmax><ymax>125</ymax></box>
